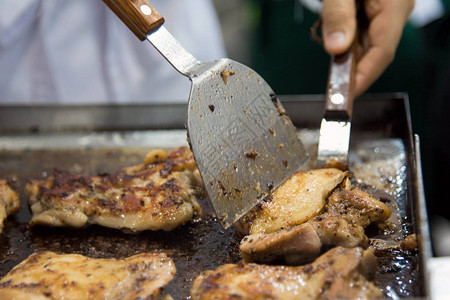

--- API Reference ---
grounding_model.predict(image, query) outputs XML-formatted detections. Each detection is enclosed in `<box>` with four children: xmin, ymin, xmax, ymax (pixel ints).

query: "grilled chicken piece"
<box><xmin>191</xmin><ymin>246</ymin><xmax>382</xmax><ymax>300</ymax></box>
<box><xmin>236</xmin><ymin>169</ymin><xmax>348</xmax><ymax>235</ymax></box>
<box><xmin>0</xmin><ymin>180</ymin><xmax>21</xmax><ymax>235</ymax></box>
<box><xmin>0</xmin><ymin>251</ymin><xmax>175</xmax><ymax>299</ymax></box>
<box><xmin>239</xmin><ymin>175</ymin><xmax>391</xmax><ymax>264</ymax></box>
<box><xmin>240</xmin><ymin>223</ymin><xmax>322</xmax><ymax>264</ymax></box>
<box><xmin>26</xmin><ymin>146</ymin><xmax>202</xmax><ymax>232</ymax></box>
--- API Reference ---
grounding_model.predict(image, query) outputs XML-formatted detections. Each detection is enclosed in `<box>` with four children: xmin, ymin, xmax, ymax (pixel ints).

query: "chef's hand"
<box><xmin>321</xmin><ymin>0</ymin><xmax>414</xmax><ymax>97</ymax></box>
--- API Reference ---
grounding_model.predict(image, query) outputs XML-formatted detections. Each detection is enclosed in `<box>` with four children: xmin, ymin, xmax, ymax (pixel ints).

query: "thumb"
<box><xmin>321</xmin><ymin>0</ymin><xmax>356</xmax><ymax>55</ymax></box>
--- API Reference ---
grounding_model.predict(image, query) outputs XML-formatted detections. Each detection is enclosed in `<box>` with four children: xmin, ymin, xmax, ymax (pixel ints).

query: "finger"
<box><xmin>354</xmin><ymin>46</ymin><xmax>394</xmax><ymax>97</ymax></box>
<box><xmin>354</xmin><ymin>0</ymin><xmax>413</xmax><ymax>96</ymax></box>
<box><xmin>354</xmin><ymin>29</ymin><xmax>398</xmax><ymax>97</ymax></box>
<box><xmin>365</xmin><ymin>0</ymin><xmax>414</xmax><ymax>23</ymax></box>
<box><xmin>321</xmin><ymin>0</ymin><xmax>356</xmax><ymax>55</ymax></box>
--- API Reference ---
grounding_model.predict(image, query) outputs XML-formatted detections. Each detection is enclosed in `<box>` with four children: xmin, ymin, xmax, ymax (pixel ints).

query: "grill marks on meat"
<box><xmin>0</xmin><ymin>180</ymin><xmax>21</xmax><ymax>235</ymax></box>
<box><xmin>190</xmin><ymin>246</ymin><xmax>383</xmax><ymax>300</ymax></box>
<box><xmin>0</xmin><ymin>251</ymin><xmax>175</xmax><ymax>299</ymax></box>
<box><xmin>26</xmin><ymin>146</ymin><xmax>202</xmax><ymax>232</ymax></box>
<box><xmin>239</xmin><ymin>169</ymin><xmax>391</xmax><ymax>264</ymax></box>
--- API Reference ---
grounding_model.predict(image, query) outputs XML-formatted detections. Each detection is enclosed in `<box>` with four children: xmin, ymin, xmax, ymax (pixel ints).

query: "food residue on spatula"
<box><xmin>220</xmin><ymin>69</ymin><xmax>235</xmax><ymax>84</ymax></box>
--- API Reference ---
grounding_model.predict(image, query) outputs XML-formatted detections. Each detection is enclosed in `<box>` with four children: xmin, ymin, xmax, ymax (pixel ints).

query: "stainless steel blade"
<box><xmin>317</xmin><ymin>118</ymin><xmax>351</xmax><ymax>167</ymax></box>
<box><xmin>145</xmin><ymin>21</ymin><xmax>308</xmax><ymax>229</ymax></box>
<box><xmin>103</xmin><ymin>0</ymin><xmax>309</xmax><ymax>229</ymax></box>
<box><xmin>187</xmin><ymin>58</ymin><xmax>308</xmax><ymax>228</ymax></box>
<box><xmin>146</xmin><ymin>26</ymin><xmax>200</xmax><ymax>76</ymax></box>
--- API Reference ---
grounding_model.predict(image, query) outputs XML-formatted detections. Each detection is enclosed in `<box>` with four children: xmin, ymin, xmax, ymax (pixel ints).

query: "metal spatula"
<box><xmin>317</xmin><ymin>0</ymin><xmax>366</xmax><ymax>169</ymax></box>
<box><xmin>103</xmin><ymin>0</ymin><xmax>308</xmax><ymax>228</ymax></box>
<box><xmin>317</xmin><ymin>43</ymin><xmax>357</xmax><ymax>169</ymax></box>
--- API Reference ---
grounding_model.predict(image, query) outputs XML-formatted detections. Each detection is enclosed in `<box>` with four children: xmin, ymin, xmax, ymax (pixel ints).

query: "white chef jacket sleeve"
<box><xmin>0</xmin><ymin>0</ymin><xmax>40</xmax><ymax>46</ymax></box>
<box><xmin>0</xmin><ymin>0</ymin><xmax>226</xmax><ymax>104</ymax></box>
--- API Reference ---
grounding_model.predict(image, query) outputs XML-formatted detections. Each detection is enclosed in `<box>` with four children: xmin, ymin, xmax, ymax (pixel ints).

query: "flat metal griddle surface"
<box><xmin>0</xmin><ymin>147</ymin><xmax>242</xmax><ymax>299</ymax></box>
<box><xmin>0</xmin><ymin>95</ymin><xmax>428</xmax><ymax>298</ymax></box>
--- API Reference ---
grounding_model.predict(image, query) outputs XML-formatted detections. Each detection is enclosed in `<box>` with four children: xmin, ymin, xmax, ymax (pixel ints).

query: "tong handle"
<box><xmin>324</xmin><ymin>40</ymin><xmax>357</xmax><ymax>120</ymax></box>
<box><xmin>103</xmin><ymin>0</ymin><xmax>164</xmax><ymax>40</ymax></box>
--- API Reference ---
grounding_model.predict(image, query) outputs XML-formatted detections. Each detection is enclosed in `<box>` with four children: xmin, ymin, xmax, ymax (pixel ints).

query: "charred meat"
<box><xmin>26</xmin><ymin>146</ymin><xmax>202</xmax><ymax>232</ymax></box>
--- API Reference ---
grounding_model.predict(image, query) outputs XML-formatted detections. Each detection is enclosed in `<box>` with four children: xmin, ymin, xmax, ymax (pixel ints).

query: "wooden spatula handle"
<box><xmin>103</xmin><ymin>0</ymin><xmax>164</xmax><ymax>40</ymax></box>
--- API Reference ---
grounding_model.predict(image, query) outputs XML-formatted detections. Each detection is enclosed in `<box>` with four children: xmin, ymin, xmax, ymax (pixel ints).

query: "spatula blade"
<box><xmin>187</xmin><ymin>59</ymin><xmax>308</xmax><ymax>228</ymax></box>
<box><xmin>101</xmin><ymin>0</ymin><xmax>309</xmax><ymax>229</ymax></box>
<box><xmin>317</xmin><ymin>118</ymin><xmax>351</xmax><ymax>168</ymax></box>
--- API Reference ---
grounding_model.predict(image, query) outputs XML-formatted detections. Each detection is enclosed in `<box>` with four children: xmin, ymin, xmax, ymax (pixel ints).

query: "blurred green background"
<box><xmin>213</xmin><ymin>0</ymin><xmax>450</xmax><ymax>255</ymax></box>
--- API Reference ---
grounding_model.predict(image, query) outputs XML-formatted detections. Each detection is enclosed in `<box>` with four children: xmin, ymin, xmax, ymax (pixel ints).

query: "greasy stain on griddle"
<box><xmin>360</xmin><ymin>185</ymin><xmax>422</xmax><ymax>298</ymax></box>
<box><xmin>375</xmin><ymin>246</ymin><xmax>421</xmax><ymax>298</ymax></box>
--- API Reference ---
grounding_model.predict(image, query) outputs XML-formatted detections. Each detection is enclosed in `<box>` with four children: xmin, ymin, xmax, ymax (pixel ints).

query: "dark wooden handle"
<box><xmin>103</xmin><ymin>0</ymin><xmax>164</xmax><ymax>41</ymax></box>
<box><xmin>324</xmin><ymin>39</ymin><xmax>357</xmax><ymax>120</ymax></box>
<box><xmin>324</xmin><ymin>0</ymin><xmax>367</xmax><ymax>120</ymax></box>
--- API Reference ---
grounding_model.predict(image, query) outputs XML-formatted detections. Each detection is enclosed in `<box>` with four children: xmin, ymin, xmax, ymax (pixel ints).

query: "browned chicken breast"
<box><xmin>190</xmin><ymin>246</ymin><xmax>383</xmax><ymax>300</ymax></box>
<box><xmin>26</xmin><ymin>146</ymin><xmax>202</xmax><ymax>232</ymax></box>
<box><xmin>0</xmin><ymin>251</ymin><xmax>175</xmax><ymax>299</ymax></box>
<box><xmin>236</xmin><ymin>168</ymin><xmax>348</xmax><ymax>235</ymax></box>
<box><xmin>0</xmin><ymin>180</ymin><xmax>21</xmax><ymax>235</ymax></box>
<box><xmin>238</xmin><ymin>169</ymin><xmax>391</xmax><ymax>264</ymax></box>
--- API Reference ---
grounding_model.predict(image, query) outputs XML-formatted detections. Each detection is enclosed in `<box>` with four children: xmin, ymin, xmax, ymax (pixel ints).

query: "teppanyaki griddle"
<box><xmin>0</xmin><ymin>94</ymin><xmax>430</xmax><ymax>299</ymax></box>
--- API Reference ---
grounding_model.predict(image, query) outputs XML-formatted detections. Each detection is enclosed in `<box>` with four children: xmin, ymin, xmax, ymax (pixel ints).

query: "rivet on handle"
<box><xmin>102</xmin><ymin>0</ymin><xmax>165</xmax><ymax>41</ymax></box>
<box><xmin>330</xmin><ymin>93</ymin><xmax>345</xmax><ymax>105</ymax></box>
<box><xmin>140</xmin><ymin>4</ymin><xmax>152</xmax><ymax>15</ymax></box>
